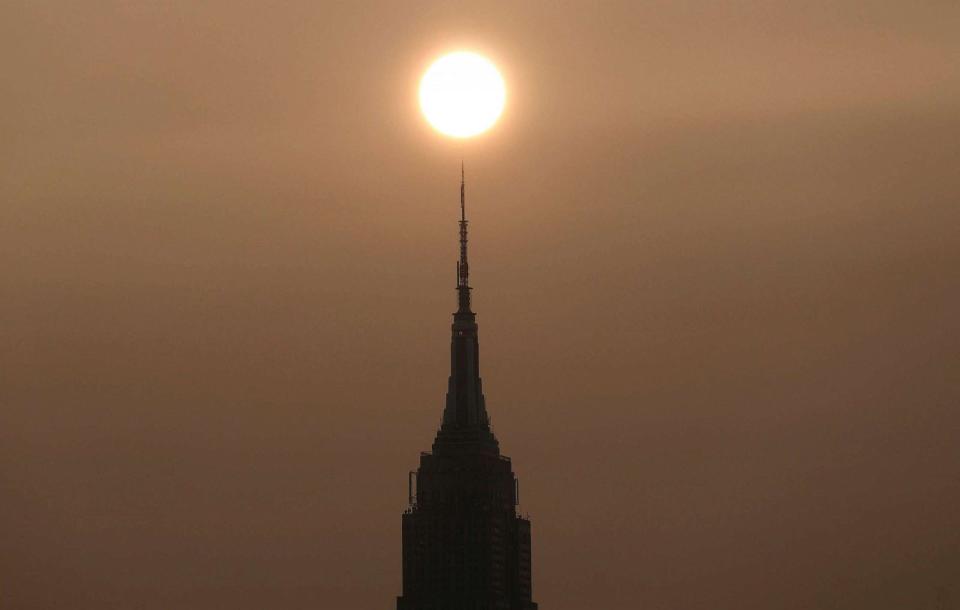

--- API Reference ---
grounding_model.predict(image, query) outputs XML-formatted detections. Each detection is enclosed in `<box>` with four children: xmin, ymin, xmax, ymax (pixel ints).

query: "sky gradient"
<box><xmin>2</xmin><ymin>2</ymin><xmax>959</xmax><ymax>609</ymax></box>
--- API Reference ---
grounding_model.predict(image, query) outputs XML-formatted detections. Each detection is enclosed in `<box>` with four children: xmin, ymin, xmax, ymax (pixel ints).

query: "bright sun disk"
<box><xmin>419</xmin><ymin>51</ymin><xmax>506</xmax><ymax>138</ymax></box>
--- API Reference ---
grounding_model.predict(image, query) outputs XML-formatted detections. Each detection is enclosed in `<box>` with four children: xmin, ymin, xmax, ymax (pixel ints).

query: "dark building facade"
<box><xmin>397</xmin><ymin>170</ymin><xmax>538</xmax><ymax>610</ymax></box>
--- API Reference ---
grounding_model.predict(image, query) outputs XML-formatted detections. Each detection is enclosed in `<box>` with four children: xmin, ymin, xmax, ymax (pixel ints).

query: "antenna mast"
<box><xmin>456</xmin><ymin>162</ymin><xmax>471</xmax><ymax>313</ymax></box>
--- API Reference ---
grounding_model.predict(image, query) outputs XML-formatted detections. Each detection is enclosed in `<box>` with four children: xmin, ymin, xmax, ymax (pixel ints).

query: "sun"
<box><xmin>419</xmin><ymin>51</ymin><xmax>506</xmax><ymax>139</ymax></box>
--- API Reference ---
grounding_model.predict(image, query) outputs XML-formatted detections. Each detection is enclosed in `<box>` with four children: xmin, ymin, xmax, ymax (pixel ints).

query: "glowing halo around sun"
<box><xmin>419</xmin><ymin>51</ymin><xmax>506</xmax><ymax>138</ymax></box>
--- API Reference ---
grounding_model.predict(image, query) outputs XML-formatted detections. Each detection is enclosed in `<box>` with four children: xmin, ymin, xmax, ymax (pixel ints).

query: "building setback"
<box><xmin>397</xmin><ymin>169</ymin><xmax>538</xmax><ymax>610</ymax></box>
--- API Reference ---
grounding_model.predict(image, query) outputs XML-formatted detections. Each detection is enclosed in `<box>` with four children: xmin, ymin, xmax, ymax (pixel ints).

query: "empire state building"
<box><xmin>397</xmin><ymin>169</ymin><xmax>538</xmax><ymax>610</ymax></box>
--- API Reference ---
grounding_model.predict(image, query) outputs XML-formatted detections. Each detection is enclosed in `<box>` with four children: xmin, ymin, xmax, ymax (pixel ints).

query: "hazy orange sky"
<box><xmin>2</xmin><ymin>2</ymin><xmax>959</xmax><ymax>610</ymax></box>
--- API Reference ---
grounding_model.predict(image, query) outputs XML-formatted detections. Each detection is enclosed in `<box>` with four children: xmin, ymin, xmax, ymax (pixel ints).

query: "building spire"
<box><xmin>436</xmin><ymin>162</ymin><xmax>495</xmax><ymax>446</ymax></box>
<box><xmin>457</xmin><ymin>161</ymin><xmax>471</xmax><ymax>313</ymax></box>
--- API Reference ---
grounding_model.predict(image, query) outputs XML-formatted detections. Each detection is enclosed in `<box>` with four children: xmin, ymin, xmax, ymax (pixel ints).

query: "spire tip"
<box><xmin>460</xmin><ymin>161</ymin><xmax>466</xmax><ymax>222</ymax></box>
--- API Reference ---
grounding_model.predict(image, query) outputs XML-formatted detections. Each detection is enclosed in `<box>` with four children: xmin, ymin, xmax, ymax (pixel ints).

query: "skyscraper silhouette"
<box><xmin>396</xmin><ymin>168</ymin><xmax>538</xmax><ymax>610</ymax></box>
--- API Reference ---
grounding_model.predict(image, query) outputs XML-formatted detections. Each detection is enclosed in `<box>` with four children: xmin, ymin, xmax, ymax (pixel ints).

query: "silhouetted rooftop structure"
<box><xmin>396</xmin><ymin>168</ymin><xmax>538</xmax><ymax>610</ymax></box>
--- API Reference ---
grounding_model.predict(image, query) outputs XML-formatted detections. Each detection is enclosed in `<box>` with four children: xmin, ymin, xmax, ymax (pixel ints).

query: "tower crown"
<box><xmin>398</xmin><ymin>167</ymin><xmax>537</xmax><ymax>610</ymax></box>
<box><xmin>436</xmin><ymin>165</ymin><xmax>497</xmax><ymax>454</ymax></box>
